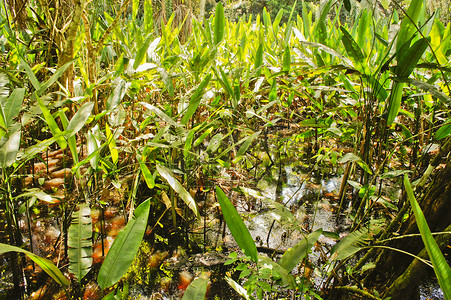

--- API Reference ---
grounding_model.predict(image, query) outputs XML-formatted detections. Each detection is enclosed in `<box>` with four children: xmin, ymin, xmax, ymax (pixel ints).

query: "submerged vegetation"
<box><xmin>0</xmin><ymin>0</ymin><xmax>450</xmax><ymax>299</ymax></box>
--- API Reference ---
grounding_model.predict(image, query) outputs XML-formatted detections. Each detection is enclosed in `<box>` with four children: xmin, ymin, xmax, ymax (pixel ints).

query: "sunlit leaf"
<box><xmin>404</xmin><ymin>175</ymin><xmax>451</xmax><ymax>299</ymax></box>
<box><xmin>214</xmin><ymin>3</ymin><xmax>225</xmax><ymax>45</ymax></box>
<box><xmin>0</xmin><ymin>243</ymin><xmax>69</xmax><ymax>286</ymax></box>
<box><xmin>216</xmin><ymin>186</ymin><xmax>258</xmax><ymax>262</ymax></box>
<box><xmin>157</xmin><ymin>164</ymin><xmax>200</xmax><ymax>218</ymax></box>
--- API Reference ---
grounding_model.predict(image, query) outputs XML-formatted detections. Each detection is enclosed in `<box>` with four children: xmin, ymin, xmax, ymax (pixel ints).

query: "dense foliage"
<box><xmin>0</xmin><ymin>0</ymin><xmax>450</xmax><ymax>299</ymax></box>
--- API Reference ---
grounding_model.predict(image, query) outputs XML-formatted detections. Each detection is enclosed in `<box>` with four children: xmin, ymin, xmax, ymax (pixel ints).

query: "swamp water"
<box><xmin>0</xmin><ymin>157</ymin><xmax>445</xmax><ymax>299</ymax></box>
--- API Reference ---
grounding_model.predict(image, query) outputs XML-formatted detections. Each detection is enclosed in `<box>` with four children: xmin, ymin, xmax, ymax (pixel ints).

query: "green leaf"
<box><xmin>0</xmin><ymin>243</ymin><xmax>69</xmax><ymax>286</ymax></box>
<box><xmin>19</xmin><ymin>57</ymin><xmax>41</xmax><ymax>91</ymax></box>
<box><xmin>158</xmin><ymin>67</ymin><xmax>174</xmax><ymax>98</ymax></box>
<box><xmin>37</xmin><ymin>59</ymin><xmax>75</xmax><ymax>96</ymax></box>
<box><xmin>225</xmin><ymin>276</ymin><xmax>254</xmax><ymax>300</ymax></box>
<box><xmin>0</xmin><ymin>124</ymin><xmax>21</xmax><ymax>167</ymax></box>
<box><xmin>404</xmin><ymin>175</ymin><xmax>451</xmax><ymax>299</ymax></box>
<box><xmin>140</xmin><ymin>102</ymin><xmax>178</xmax><ymax>127</ymax></box>
<box><xmin>3</xmin><ymin>88</ymin><xmax>24</xmax><ymax>126</ymax></box>
<box><xmin>182</xmin><ymin>277</ymin><xmax>208</xmax><ymax>300</ymax></box>
<box><xmin>133</xmin><ymin>34</ymin><xmax>153</xmax><ymax>69</ymax></box>
<box><xmin>254</xmin><ymin>43</ymin><xmax>264</xmax><ymax>76</ymax></box>
<box><xmin>340</xmin><ymin>26</ymin><xmax>365</xmax><ymax>63</ymax></box>
<box><xmin>278</xmin><ymin>229</ymin><xmax>322</xmax><ymax>272</ymax></box>
<box><xmin>395</xmin><ymin>38</ymin><xmax>430</xmax><ymax>78</ymax></box>
<box><xmin>435</xmin><ymin>120</ymin><xmax>451</xmax><ymax>140</ymax></box>
<box><xmin>106</xmin><ymin>80</ymin><xmax>129</xmax><ymax>111</ymax></box>
<box><xmin>36</xmin><ymin>93</ymin><xmax>67</xmax><ymax>150</ymax></box>
<box><xmin>398</xmin><ymin>78</ymin><xmax>451</xmax><ymax>106</ymax></box>
<box><xmin>330</xmin><ymin>227</ymin><xmax>373</xmax><ymax>261</ymax></box>
<box><xmin>66</xmin><ymin>102</ymin><xmax>94</xmax><ymax>138</ymax></box>
<box><xmin>68</xmin><ymin>204</ymin><xmax>92</xmax><ymax>282</ymax></box>
<box><xmin>87</xmin><ymin>128</ymin><xmax>100</xmax><ymax>169</ymax></box>
<box><xmin>396</xmin><ymin>0</ymin><xmax>425</xmax><ymax>59</ymax></box>
<box><xmin>259</xmin><ymin>256</ymin><xmax>296</xmax><ymax>289</ymax></box>
<box><xmin>282</xmin><ymin>46</ymin><xmax>291</xmax><ymax>72</ymax></box>
<box><xmin>97</xmin><ymin>199</ymin><xmax>150</xmax><ymax>289</ymax></box>
<box><xmin>156</xmin><ymin>164</ymin><xmax>200</xmax><ymax>218</ymax></box>
<box><xmin>236</xmin><ymin>131</ymin><xmax>260</xmax><ymax>157</ymax></box>
<box><xmin>140</xmin><ymin>160</ymin><xmax>155</xmax><ymax>189</ymax></box>
<box><xmin>181</xmin><ymin>74</ymin><xmax>212</xmax><ymax>125</ymax></box>
<box><xmin>214</xmin><ymin>3</ymin><xmax>225</xmax><ymax>45</ymax></box>
<box><xmin>105</xmin><ymin>123</ymin><xmax>118</xmax><ymax>165</ymax></box>
<box><xmin>387</xmin><ymin>82</ymin><xmax>404</xmax><ymax>126</ymax></box>
<box><xmin>215</xmin><ymin>186</ymin><xmax>258</xmax><ymax>263</ymax></box>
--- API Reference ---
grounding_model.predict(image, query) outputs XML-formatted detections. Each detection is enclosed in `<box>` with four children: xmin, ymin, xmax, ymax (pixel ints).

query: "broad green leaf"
<box><xmin>0</xmin><ymin>243</ymin><xmax>69</xmax><ymax>286</ymax></box>
<box><xmin>225</xmin><ymin>276</ymin><xmax>254</xmax><ymax>300</ymax></box>
<box><xmin>181</xmin><ymin>74</ymin><xmax>212</xmax><ymax>125</ymax></box>
<box><xmin>340</xmin><ymin>26</ymin><xmax>365</xmax><ymax>63</ymax></box>
<box><xmin>66</xmin><ymin>102</ymin><xmax>94</xmax><ymax>138</ymax></box>
<box><xmin>194</xmin><ymin>126</ymin><xmax>213</xmax><ymax>147</ymax></box>
<box><xmin>404</xmin><ymin>175</ymin><xmax>451</xmax><ymax>299</ymax></box>
<box><xmin>214</xmin><ymin>3</ymin><xmax>225</xmax><ymax>45</ymax></box>
<box><xmin>59</xmin><ymin>110</ymin><xmax>78</xmax><ymax>165</ymax></box>
<box><xmin>16</xmin><ymin>188</ymin><xmax>58</xmax><ymax>204</ymax></box>
<box><xmin>87</xmin><ymin>127</ymin><xmax>100</xmax><ymax>169</ymax></box>
<box><xmin>140</xmin><ymin>102</ymin><xmax>178</xmax><ymax>127</ymax></box>
<box><xmin>216</xmin><ymin>66</ymin><xmax>234</xmax><ymax>98</ymax></box>
<box><xmin>435</xmin><ymin>120</ymin><xmax>451</xmax><ymax>140</ymax></box>
<box><xmin>37</xmin><ymin>59</ymin><xmax>75</xmax><ymax>96</ymax></box>
<box><xmin>216</xmin><ymin>186</ymin><xmax>258</xmax><ymax>263</ymax></box>
<box><xmin>259</xmin><ymin>256</ymin><xmax>296</xmax><ymax>289</ymax></box>
<box><xmin>396</xmin><ymin>0</ymin><xmax>425</xmax><ymax>59</ymax></box>
<box><xmin>156</xmin><ymin>164</ymin><xmax>200</xmax><ymax>218</ymax></box>
<box><xmin>278</xmin><ymin>229</ymin><xmax>322</xmax><ymax>272</ymax></box>
<box><xmin>105</xmin><ymin>123</ymin><xmax>118</xmax><ymax>165</ymax></box>
<box><xmin>3</xmin><ymin>88</ymin><xmax>24</xmax><ymax>126</ymax></box>
<box><xmin>132</xmin><ymin>0</ymin><xmax>139</xmax><ymax>19</ymax></box>
<box><xmin>0</xmin><ymin>123</ymin><xmax>21</xmax><ymax>167</ymax></box>
<box><xmin>158</xmin><ymin>67</ymin><xmax>174</xmax><ymax>98</ymax></box>
<box><xmin>282</xmin><ymin>46</ymin><xmax>291</xmax><ymax>72</ymax></box>
<box><xmin>106</xmin><ymin>79</ymin><xmax>129</xmax><ymax>111</ymax></box>
<box><xmin>254</xmin><ymin>43</ymin><xmax>264</xmax><ymax>76</ymax></box>
<box><xmin>395</xmin><ymin>38</ymin><xmax>430</xmax><ymax>78</ymax></box>
<box><xmin>182</xmin><ymin>277</ymin><xmax>208</xmax><ymax>300</ymax></box>
<box><xmin>330</xmin><ymin>227</ymin><xmax>374</xmax><ymax>261</ymax></box>
<box><xmin>140</xmin><ymin>160</ymin><xmax>154</xmax><ymax>189</ymax></box>
<box><xmin>387</xmin><ymin>82</ymin><xmax>404</xmax><ymax>126</ymax></box>
<box><xmin>299</xmin><ymin>41</ymin><xmax>354</xmax><ymax>67</ymax></box>
<box><xmin>19</xmin><ymin>57</ymin><xmax>41</xmax><ymax>91</ymax></box>
<box><xmin>357</xmin><ymin>10</ymin><xmax>369</xmax><ymax>50</ymax></box>
<box><xmin>236</xmin><ymin>131</ymin><xmax>260</xmax><ymax>157</ymax></box>
<box><xmin>36</xmin><ymin>93</ymin><xmax>67</xmax><ymax>150</ymax></box>
<box><xmin>133</xmin><ymin>34</ymin><xmax>153</xmax><ymax>69</ymax></box>
<box><xmin>399</xmin><ymin>78</ymin><xmax>451</xmax><ymax>106</ymax></box>
<box><xmin>97</xmin><ymin>199</ymin><xmax>150</xmax><ymax>289</ymax></box>
<box><xmin>68</xmin><ymin>204</ymin><xmax>92</xmax><ymax>282</ymax></box>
